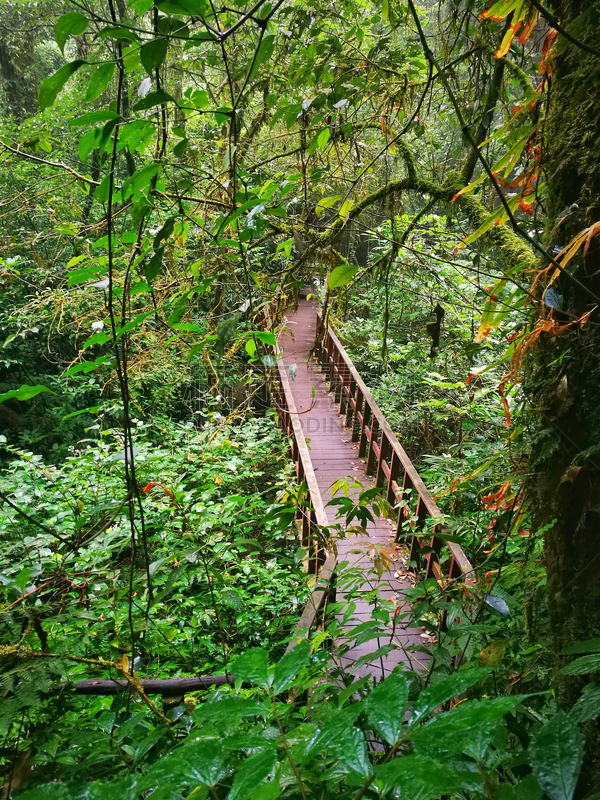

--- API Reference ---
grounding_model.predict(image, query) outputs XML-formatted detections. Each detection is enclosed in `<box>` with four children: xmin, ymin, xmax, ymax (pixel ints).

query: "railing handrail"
<box><xmin>316</xmin><ymin>312</ymin><xmax>474</xmax><ymax>583</ymax></box>
<box><xmin>321</xmin><ymin>318</ymin><xmax>440</xmax><ymax>519</ymax></box>
<box><xmin>275</xmin><ymin>351</ymin><xmax>329</xmax><ymax>530</ymax></box>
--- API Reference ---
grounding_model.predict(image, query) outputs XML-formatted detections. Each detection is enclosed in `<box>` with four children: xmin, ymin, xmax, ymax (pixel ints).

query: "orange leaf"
<box><xmin>142</xmin><ymin>481</ymin><xmax>175</xmax><ymax>500</ymax></box>
<box><xmin>482</xmin><ymin>481</ymin><xmax>510</xmax><ymax>511</ymax></box>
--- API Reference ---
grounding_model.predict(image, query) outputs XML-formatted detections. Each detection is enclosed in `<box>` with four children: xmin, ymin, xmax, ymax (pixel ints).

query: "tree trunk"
<box><xmin>527</xmin><ymin>0</ymin><xmax>600</xmax><ymax>792</ymax></box>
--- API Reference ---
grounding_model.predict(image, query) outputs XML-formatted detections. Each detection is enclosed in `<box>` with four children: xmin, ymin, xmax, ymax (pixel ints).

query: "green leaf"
<box><xmin>334</xmin><ymin>726</ymin><xmax>371</xmax><ymax>777</ymax></box>
<box><xmin>132</xmin><ymin>90</ymin><xmax>176</xmax><ymax>111</ymax></box>
<box><xmin>229</xmin><ymin>647</ymin><xmax>271</xmax><ymax>689</ymax></box>
<box><xmin>375</xmin><ymin>755</ymin><xmax>468</xmax><ymax>800</ymax></box>
<box><xmin>149</xmin><ymin>740</ymin><xmax>225</xmax><ymax>788</ymax></box>
<box><xmin>145</xmin><ymin>248</ymin><xmax>164</xmax><ymax>282</ymax></box>
<box><xmin>154</xmin><ymin>216</ymin><xmax>176</xmax><ymax>248</ymax></box>
<box><xmin>98</xmin><ymin>26</ymin><xmax>141</xmax><ymax>42</ymax></box>
<box><xmin>530</xmin><ymin>712</ymin><xmax>583</xmax><ymax>800</ymax></box>
<box><xmin>271</xmin><ymin>639</ymin><xmax>311</xmax><ymax>694</ymax></box>
<box><xmin>328</xmin><ymin>264</ymin><xmax>358</xmax><ymax>290</ymax></box>
<box><xmin>39</xmin><ymin>60</ymin><xmax>85</xmax><ymax>110</ymax></box>
<box><xmin>253</xmin><ymin>331</ymin><xmax>276</xmax><ymax>347</ymax></box>
<box><xmin>140</xmin><ymin>38</ymin><xmax>168</xmax><ymax>75</ymax></box>
<box><xmin>317</xmin><ymin>128</ymin><xmax>331</xmax><ymax>149</ymax></box>
<box><xmin>221</xmin><ymin>588</ymin><xmax>243</xmax><ymax>611</ymax></box>
<box><xmin>194</xmin><ymin>697</ymin><xmax>267</xmax><ymax>723</ymax></box>
<box><xmin>411</xmin><ymin>697</ymin><xmax>523</xmax><ymax>759</ymax></box>
<box><xmin>304</xmin><ymin>703</ymin><xmax>363</xmax><ymax>759</ymax></box>
<box><xmin>173</xmin><ymin>137</ymin><xmax>188</xmax><ymax>158</ymax></box>
<box><xmin>118</xmin><ymin>120</ymin><xmax>155</xmax><ymax>152</ymax></box>
<box><xmin>245</xmin><ymin>338</ymin><xmax>256</xmax><ymax>358</ymax></box>
<box><xmin>55</xmin><ymin>12</ymin><xmax>88</xmax><ymax>54</ymax></box>
<box><xmin>410</xmin><ymin>668</ymin><xmax>490</xmax><ymax>723</ymax></box>
<box><xmin>85</xmin><ymin>63</ymin><xmax>115</xmax><ymax>102</ymax></box>
<box><xmin>560</xmin><ymin>654</ymin><xmax>600</xmax><ymax>675</ymax></box>
<box><xmin>155</xmin><ymin>0</ymin><xmax>208</xmax><ymax>14</ymax></box>
<box><xmin>564</xmin><ymin>638</ymin><xmax>600</xmax><ymax>655</ymax></box>
<box><xmin>78</xmin><ymin>127</ymin><xmax>101</xmax><ymax>162</ymax></box>
<box><xmin>248</xmin><ymin>35</ymin><xmax>275</xmax><ymax>82</ymax></box>
<box><xmin>70</xmin><ymin>110</ymin><xmax>120</xmax><ymax>128</ymax></box>
<box><xmin>0</xmin><ymin>384</ymin><xmax>54</xmax><ymax>405</ymax></box>
<box><xmin>229</xmin><ymin>747</ymin><xmax>277</xmax><ymax>800</ymax></box>
<box><xmin>123</xmin><ymin>163</ymin><xmax>159</xmax><ymax>199</ymax></box>
<box><xmin>571</xmin><ymin>684</ymin><xmax>600</xmax><ymax>723</ymax></box>
<box><xmin>365</xmin><ymin>673</ymin><xmax>409</xmax><ymax>744</ymax></box>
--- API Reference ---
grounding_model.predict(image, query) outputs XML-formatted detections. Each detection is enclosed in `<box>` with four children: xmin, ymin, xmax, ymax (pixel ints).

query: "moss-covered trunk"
<box><xmin>527</xmin><ymin>0</ymin><xmax>600</xmax><ymax>792</ymax></box>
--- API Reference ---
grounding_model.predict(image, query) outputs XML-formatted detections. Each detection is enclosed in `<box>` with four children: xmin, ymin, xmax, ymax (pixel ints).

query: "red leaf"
<box><xmin>142</xmin><ymin>481</ymin><xmax>175</xmax><ymax>500</ymax></box>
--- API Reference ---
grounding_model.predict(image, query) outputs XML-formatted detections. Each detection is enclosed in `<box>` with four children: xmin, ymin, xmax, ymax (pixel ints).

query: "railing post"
<box><xmin>359</xmin><ymin>403</ymin><xmax>371</xmax><ymax>458</ymax></box>
<box><xmin>366</xmin><ymin>415</ymin><xmax>379</xmax><ymax>475</ymax></box>
<box><xmin>376</xmin><ymin>432</ymin><xmax>389</xmax><ymax>489</ymax></box>
<box><xmin>387</xmin><ymin>450</ymin><xmax>400</xmax><ymax>505</ymax></box>
<box><xmin>345</xmin><ymin>376</ymin><xmax>356</xmax><ymax>428</ymax></box>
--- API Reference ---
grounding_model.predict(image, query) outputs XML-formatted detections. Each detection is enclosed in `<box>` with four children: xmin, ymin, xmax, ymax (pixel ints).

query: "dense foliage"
<box><xmin>1</xmin><ymin>0</ymin><xmax>599</xmax><ymax>795</ymax></box>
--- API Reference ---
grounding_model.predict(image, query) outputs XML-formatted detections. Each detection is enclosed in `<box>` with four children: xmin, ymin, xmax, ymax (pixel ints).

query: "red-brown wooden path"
<box><xmin>279</xmin><ymin>299</ymin><xmax>429</xmax><ymax>679</ymax></box>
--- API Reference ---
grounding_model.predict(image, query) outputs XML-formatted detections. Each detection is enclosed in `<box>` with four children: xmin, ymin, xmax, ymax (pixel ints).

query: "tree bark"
<box><xmin>526</xmin><ymin>0</ymin><xmax>600</xmax><ymax>792</ymax></box>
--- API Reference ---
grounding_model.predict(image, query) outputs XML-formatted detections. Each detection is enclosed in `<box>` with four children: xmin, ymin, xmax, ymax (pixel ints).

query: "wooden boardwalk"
<box><xmin>279</xmin><ymin>299</ymin><xmax>429</xmax><ymax>678</ymax></box>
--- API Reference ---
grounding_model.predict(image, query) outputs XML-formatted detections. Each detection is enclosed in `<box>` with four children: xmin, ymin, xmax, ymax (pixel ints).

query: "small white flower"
<box><xmin>91</xmin><ymin>320</ymin><xmax>104</xmax><ymax>331</ymax></box>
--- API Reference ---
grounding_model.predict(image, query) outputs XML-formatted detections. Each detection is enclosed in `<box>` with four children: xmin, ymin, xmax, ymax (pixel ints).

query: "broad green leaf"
<box><xmin>334</xmin><ymin>725</ymin><xmax>371</xmax><ymax>777</ymax></box>
<box><xmin>0</xmin><ymin>384</ymin><xmax>54</xmax><ymax>404</ymax></box>
<box><xmin>229</xmin><ymin>647</ymin><xmax>271</xmax><ymax>688</ymax></box>
<box><xmin>485</xmin><ymin>594</ymin><xmax>510</xmax><ymax>615</ymax></box>
<box><xmin>339</xmin><ymin>199</ymin><xmax>353</xmax><ymax>220</ymax></box>
<box><xmin>55</xmin><ymin>12</ymin><xmax>88</xmax><ymax>54</ymax></box>
<box><xmin>304</xmin><ymin>703</ymin><xmax>363</xmax><ymax>759</ymax></box>
<box><xmin>178</xmin><ymin>739</ymin><xmax>225</xmax><ymax>786</ymax></box>
<box><xmin>317</xmin><ymin>128</ymin><xmax>331</xmax><ymax>149</ymax></box>
<box><xmin>411</xmin><ymin>697</ymin><xmax>522</xmax><ymax>759</ymax></box>
<box><xmin>133</xmin><ymin>90</ymin><xmax>176</xmax><ymax>111</ymax></box>
<box><xmin>144</xmin><ymin>738</ymin><xmax>224</xmax><ymax>788</ymax></box>
<box><xmin>228</xmin><ymin>747</ymin><xmax>277</xmax><ymax>800</ymax></box>
<box><xmin>254</xmin><ymin>331</ymin><xmax>276</xmax><ymax>347</ymax></box>
<box><xmin>245</xmin><ymin>338</ymin><xmax>256</xmax><ymax>358</ymax></box>
<box><xmin>141</xmin><ymin>38</ymin><xmax>168</xmax><ymax>75</ymax></box>
<box><xmin>271</xmin><ymin>639</ymin><xmax>311</xmax><ymax>693</ymax></box>
<box><xmin>173</xmin><ymin>137</ymin><xmax>188</xmax><ymax>158</ymax></box>
<box><xmin>560</xmin><ymin>654</ymin><xmax>600</xmax><ymax>675</ymax></box>
<box><xmin>118</xmin><ymin>120</ymin><xmax>155</xmax><ymax>153</ymax></box>
<box><xmin>571</xmin><ymin>684</ymin><xmax>600</xmax><ymax>723</ymax></box>
<box><xmin>248</xmin><ymin>35</ymin><xmax>275</xmax><ymax>82</ymax></box>
<box><xmin>365</xmin><ymin>673</ymin><xmax>409</xmax><ymax>744</ymax></box>
<box><xmin>86</xmin><ymin>63</ymin><xmax>115</xmax><ymax>102</ymax></box>
<box><xmin>530</xmin><ymin>712</ymin><xmax>583</xmax><ymax>800</ymax></box>
<box><xmin>375</xmin><ymin>755</ymin><xmax>467</xmax><ymax>800</ymax></box>
<box><xmin>155</xmin><ymin>0</ymin><xmax>208</xmax><ymax>14</ymax></box>
<box><xmin>410</xmin><ymin>668</ymin><xmax>490</xmax><ymax>723</ymax></box>
<box><xmin>154</xmin><ymin>217</ymin><xmax>176</xmax><ymax>249</ymax></box>
<box><xmin>98</xmin><ymin>26</ymin><xmax>141</xmax><ymax>42</ymax></box>
<box><xmin>69</xmin><ymin>110</ymin><xmax>119</xmax><ymax>127</ymax></box>
<box><xmin>221</xmin><ymin>588</ymin><xmax>243</xmax><ymax>611</ymax></box>
<box><xmin>39</xmin><ymin>60</ymin><xmax>85</xmax><ymax>110</ymax></box>
<box><xmin>146</xmin><ymin>248</ymin><xmax>163</xmax><ymax>282</ymax></box>
<box><xmin>315</xmin><ymin>195</ymin><xmax>341</xmax><ymax>216</ymax></box>
<box><xmin>194</xmin><ymin>697</ymin><xmax>267</xmax><ymax>723</ymax></box>
<box><xmin>123</xmin><ymin>164</ymin><xmax>159</xmax><ymax>199</ymax></box>
<box><xmin>328</xmin><ymin>264</ymin><xmax>358</xmax><ymax>290</ymax></box>
<box><xmin>564</xmin><ymin>638</ymin><xmax>600</xmax><ymax>655</ymax></box>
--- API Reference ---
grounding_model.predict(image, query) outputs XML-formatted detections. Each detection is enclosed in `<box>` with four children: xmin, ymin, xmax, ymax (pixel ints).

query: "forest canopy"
<box><xmin>1</xmin><ymin>0</ymin><xmax>600</xmax><ymax>796</ymax></box>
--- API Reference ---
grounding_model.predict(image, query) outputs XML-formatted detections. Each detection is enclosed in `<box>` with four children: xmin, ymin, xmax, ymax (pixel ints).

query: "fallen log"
<box><xmin>70</xmin><ymin>675</ymin><xmax>236</xmax><ymax>696</ymax></box>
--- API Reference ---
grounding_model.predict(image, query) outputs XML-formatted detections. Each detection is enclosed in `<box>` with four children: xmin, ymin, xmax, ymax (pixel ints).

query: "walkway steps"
<box><xmin>279</xmin><ymin>300</ymin><xmax>429</xmax><ymax>678</ymax></box>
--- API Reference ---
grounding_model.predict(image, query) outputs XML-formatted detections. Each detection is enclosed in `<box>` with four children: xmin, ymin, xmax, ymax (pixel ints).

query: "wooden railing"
<box><xmin>271</xmin><ymin>346</ymin><xmax>336</xmax><ymax>645</ymax></box>
<box><xmin>314</xmin><ymin>313</ymin><xmax>474</xmax><ymax>587</ymax></box>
